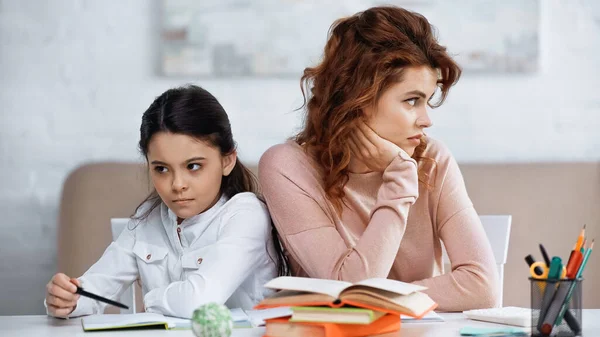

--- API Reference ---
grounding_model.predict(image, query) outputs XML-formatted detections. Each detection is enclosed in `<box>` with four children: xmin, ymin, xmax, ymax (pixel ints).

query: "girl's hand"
<box><xmin>348</xmin><ymin>122</ymin><xmax>404</xmax><ymax>172</ymax></box>
<box><xmin>45</xmin><ymin>273</ymin><xmax>80</xmax><ymax>318</ymax></box>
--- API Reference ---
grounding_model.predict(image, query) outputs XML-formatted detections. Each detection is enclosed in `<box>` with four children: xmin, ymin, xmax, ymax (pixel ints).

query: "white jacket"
<box><xmin>50</xmin><ymin>192</ymin><xmax>277</xmax><ymax>318</ymax></box>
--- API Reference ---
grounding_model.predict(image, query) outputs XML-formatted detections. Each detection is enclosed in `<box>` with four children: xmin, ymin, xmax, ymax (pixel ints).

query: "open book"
<box><xmin>81</xmin><ymin>313</ymin><xmax>191</xmax><ymax>331</ymax></box>
<box><xmin>255</xmin><ymin>277</ymin><xmax>437</xmax><ymax>319</ymax></box>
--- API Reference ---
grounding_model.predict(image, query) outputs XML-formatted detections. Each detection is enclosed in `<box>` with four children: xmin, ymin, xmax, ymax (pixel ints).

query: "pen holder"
<box><xmin>530</xmin><ymin>278</ymin><xmax>583</xmax><ymax>337</ymax></box>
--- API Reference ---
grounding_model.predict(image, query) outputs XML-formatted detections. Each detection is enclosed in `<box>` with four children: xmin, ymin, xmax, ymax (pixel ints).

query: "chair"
<box><xmin>111</xmin><ymin>218</ymin><xmax>138</xmax><ymax>314</ymax></box>
<box><xmin>442</xmin><ymin>215</ymin><xmax>512</xmax><ymax>307</ymax></box>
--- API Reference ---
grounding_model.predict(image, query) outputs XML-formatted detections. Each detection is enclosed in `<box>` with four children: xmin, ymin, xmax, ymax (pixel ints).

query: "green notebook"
<box><xmin>81</xmin><ymin>313</ymin><xmax>191</xmax><ymax>331</ymax></box>
<box><xmin>289</xmin><ymin>306</ymin><xmax>386</xmax><ymax>325</ymax></box>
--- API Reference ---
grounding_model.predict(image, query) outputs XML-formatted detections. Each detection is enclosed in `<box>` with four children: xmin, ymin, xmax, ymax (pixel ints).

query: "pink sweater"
<box><xmin>258</xmin><ymin>138</ymin><xmax>500</xmax><ymax>311</ymax></box>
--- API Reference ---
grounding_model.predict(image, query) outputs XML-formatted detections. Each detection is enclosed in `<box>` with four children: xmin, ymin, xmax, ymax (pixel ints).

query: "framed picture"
<box><xmin>160</xmin><ymin>0</ymin><xmax>539</xmax><ymax>77</ymax></box>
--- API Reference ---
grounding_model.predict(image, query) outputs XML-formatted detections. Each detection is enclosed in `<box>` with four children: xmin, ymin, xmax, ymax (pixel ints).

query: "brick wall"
<box><xmin>0</xmin><ymin>0</ymin><xmax>599</xmax><ymax>314</ymax></box>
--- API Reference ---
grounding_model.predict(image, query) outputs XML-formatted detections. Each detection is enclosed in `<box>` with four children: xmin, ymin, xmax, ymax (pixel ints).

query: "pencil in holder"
<box><xmin>530</xmin><ymin>277</ymin><xmax>583</xmax><ymax>336</ymax></box>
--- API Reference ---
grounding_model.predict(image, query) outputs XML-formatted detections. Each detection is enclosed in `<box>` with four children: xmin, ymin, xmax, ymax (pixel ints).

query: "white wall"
<box><xmin>0</xmin><ymin>0</ymin><xmax>599</xmax><ymax>314</ymax></box>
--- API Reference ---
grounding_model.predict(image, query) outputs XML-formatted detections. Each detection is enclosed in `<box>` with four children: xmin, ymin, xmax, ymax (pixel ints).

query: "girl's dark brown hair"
<box><xmin>296</xmin><ymin>6</ymin><xmax>461</xmax><ymax>211</ymax></box>
<box><xmin>133</xmin><ymin>85</ymin><xmax>289</xmax><ymax>276</ymax></box>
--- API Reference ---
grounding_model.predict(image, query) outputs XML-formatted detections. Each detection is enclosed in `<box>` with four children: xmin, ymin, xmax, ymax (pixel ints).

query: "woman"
<box><xmin>259</xmin><ymin>6</ymin><xmax>499</xmax><ymax>311</ymax></box>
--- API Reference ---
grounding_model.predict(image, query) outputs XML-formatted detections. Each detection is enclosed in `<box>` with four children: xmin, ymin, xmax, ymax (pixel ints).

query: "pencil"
<box><xmin>574</xmin><ymin>224</ymin><xmax>586</xmax><ymax>252</ymax></box>
<box><xmin>75</xmin><ymin>287</ymin><xmax>129</xmax><ymax>310</ymax></box>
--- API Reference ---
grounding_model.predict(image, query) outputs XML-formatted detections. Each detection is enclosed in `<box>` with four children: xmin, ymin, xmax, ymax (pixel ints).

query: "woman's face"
<box><xmin>364</xmin><ymin>66</ymin><xmax>437</xmax><ymax>156</ymax></box>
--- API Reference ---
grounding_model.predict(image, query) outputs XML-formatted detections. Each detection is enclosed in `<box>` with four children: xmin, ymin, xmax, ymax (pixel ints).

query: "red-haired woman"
<box><xmin>259</xmin><ymin>6</ymin><xmax>499</xmax><ymax>311</ymax></box>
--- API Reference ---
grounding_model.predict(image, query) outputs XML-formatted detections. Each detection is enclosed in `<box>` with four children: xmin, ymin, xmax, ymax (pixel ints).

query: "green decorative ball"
<box><xmin>191</xmin><ymin>303</ymin><xmax>233</xmax><ymax>337</ymax></box>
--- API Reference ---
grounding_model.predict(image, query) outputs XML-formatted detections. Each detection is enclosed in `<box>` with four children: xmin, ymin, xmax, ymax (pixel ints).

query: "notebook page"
<box><xmin>350</xmin><ymin>278</ymin><xmax>427</xmax><ymax>295</ymax></box>
<box><xmin>82</xmin><ymin>313</ymin><xmax>168</xmax><ymax>329</ymax></box>
<box><xmin>264</xmin><ymin>276</ymin><xmax>352</xmax><ymax>298</ymax></box>
<box><xmin>163</xmin><ymin>316</ymin><xmax>191</xmax><ymax>329</ymax></box>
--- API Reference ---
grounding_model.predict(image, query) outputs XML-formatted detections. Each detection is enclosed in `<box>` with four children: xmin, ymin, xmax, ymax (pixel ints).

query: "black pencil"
<box><xmin>75</xmin><ymin>286</ymin><xmax>129</xmax><ymax>310</ymax></box>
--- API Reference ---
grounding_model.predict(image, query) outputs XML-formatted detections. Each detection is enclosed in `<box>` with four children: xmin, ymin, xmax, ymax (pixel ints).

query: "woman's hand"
<box><xmin>45</xmin><ymin>273</ymin><xmax>80</xmax><ymax>318</ymax></box>
<box><xmin>348</xmin><ymin>121</ymin><xmax>404</xmax><ymax>172</ymax></box>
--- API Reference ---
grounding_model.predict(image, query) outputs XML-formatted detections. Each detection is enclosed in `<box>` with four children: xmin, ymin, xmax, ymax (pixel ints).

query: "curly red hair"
<box><xmin>296</xmin><ymin>6</ymin><xmax>461</xmax><ymax>212</ymax></box>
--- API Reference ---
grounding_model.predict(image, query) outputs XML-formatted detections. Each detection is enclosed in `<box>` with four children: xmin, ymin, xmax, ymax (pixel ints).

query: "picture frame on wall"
<box><xmin>160</xmin><ymin>0</ymin><xmax>539</xmax><ymax>77</ymax></box>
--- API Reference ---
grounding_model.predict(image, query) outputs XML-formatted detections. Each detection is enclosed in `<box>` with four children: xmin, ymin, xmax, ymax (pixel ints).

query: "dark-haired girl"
<box><xmin>45</xmin><ymin>85</ymin><xmax>285</xmax><ymax>318</ymax></box>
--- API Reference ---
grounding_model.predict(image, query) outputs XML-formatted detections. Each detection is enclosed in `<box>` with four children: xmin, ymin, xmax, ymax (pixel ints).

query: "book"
<box><xmin>81</xmin><ymin>313</ymin><xmax>191</xmax><ymax>331</ymax></box>
<box><xmin>289</xmin><ymin>306</ymin><xmax>386</xmax><ymax>325</ymax></box>
<box><xmin>264</xmin><ymin>313</ymin><xmax>401</xmax><ymax>337</ymax></box>
<box><xmin>255</xmin><ymin>276</ymin><xmax>437</xmax><ymax>319</ymax></box>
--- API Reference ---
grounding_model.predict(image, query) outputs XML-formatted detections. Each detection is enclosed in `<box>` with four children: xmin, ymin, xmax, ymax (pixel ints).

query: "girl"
<box><xmin>45</xmin><ymin>85</ymin><xmax>285</xmax><ymax>318</ymax></box>
<box><xmin>258</xmin><ymin>6</ymin><xmax>499</xmax><ymax>311</ymax></box>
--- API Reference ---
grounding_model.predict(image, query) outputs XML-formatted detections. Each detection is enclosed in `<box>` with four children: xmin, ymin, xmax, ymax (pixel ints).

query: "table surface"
<box><xmin>1</xmin><ymin>310</ymin><xmax>599</xmax><ymax>337</ymax></box>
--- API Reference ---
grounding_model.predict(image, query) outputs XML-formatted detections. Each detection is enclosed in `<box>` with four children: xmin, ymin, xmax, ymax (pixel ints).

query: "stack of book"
<box><xmin>254</xmin><ymin>276</ymin><xmax>438</xmax><ymax>337</ymax></box>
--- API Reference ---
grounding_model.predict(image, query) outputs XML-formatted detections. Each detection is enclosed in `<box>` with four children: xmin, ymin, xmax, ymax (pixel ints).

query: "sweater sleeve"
<box><xmin>412</xmin><ymin>153</ymin><xmax>500</xmax><ymax>311</ymax></box>
<box><xmin>259</xmin><ymin>145</ymin><xmax>419</xmax><ymax>282</ymax></box>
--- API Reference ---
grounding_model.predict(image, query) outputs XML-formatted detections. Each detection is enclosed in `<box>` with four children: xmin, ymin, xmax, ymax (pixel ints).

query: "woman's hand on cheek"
<box><xmin>347</xmin><ymin>122</ymin><xmax>403</xmax><ymax>172</ymax></box>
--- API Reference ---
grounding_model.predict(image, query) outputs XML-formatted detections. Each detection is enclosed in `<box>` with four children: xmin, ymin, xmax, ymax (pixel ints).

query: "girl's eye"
<box><xmin>405</xmin><ymin>98</ymin><xmax>418</xmax><ymax>106</ymax></box>
<box><xmin>154</xmin><ymin>166</ymin><xmax>168</xmax><ymax>173</ymax></box>
<box><xmin>188</xmin><ymin>163</ymin><xmax>201</xmax><ymax>171</ymax></box>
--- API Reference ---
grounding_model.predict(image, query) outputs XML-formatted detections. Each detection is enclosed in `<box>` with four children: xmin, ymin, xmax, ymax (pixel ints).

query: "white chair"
<box><xmin>442</xmin><ymin>215</ymin><xmax>512</xmax><ymax>307</ymax></box>
<box><xmin>110</xmin><ymin>218</ymin><xmax>137</xmax><ymax>314</ymax></box>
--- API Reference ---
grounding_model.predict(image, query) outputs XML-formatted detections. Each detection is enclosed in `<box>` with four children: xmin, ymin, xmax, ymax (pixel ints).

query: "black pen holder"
<box><xmin>530</xmin><ymin>278</ymin><xmax>583</xmax><ymax>336</ymax></box>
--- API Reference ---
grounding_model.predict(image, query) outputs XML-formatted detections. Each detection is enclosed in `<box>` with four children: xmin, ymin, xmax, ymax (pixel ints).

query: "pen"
<box><xmin>539</xmin><ymin>244</ymin><xmax>551</xmax><ymax>267</ymax></box>
<box><xmin>76</xmin><ymin>287</ymin><xmax>129</xmax><ymax>310</ymax></box>
<box><xmin>536</xmin><ymin>257</ymin><xmax>562</xmax><ymax>330</ymax></box>
<box><xmin>565</xmin><ymin>249</ymin><xmax>583</xmax><ymax>279</ymax></box>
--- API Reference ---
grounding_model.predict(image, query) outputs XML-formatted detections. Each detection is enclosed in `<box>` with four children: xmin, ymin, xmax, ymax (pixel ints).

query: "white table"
<box><xmin>2</xmin><ymin>311</ymin><xmax>599</xmax><ymax>336</ymax></box>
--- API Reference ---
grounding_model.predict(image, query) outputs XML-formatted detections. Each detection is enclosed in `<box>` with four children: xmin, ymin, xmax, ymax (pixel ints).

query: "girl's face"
<box><xmin>147</xmin><ymin>132</ymin><xmax>236</xmax><ymax>221</ymax></box>
<box><xmin>364</xmin><ymin>66</ymin><xmax>437</xmax><ymax>156</ymax></box>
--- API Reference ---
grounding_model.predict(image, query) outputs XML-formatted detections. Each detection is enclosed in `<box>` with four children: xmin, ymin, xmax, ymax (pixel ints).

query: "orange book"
<box><xmin>264</xmin><ymin>313</ymin><xmax>401</xmax><ymax>337</ymax></box>
<box><xmin>255</xmin><ymin>276</ymin><xmax>437</xmax><ymax>319</ymax></box>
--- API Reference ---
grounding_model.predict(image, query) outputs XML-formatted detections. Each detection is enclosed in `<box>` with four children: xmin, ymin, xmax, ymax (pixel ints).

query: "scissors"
<box><xmin>530</xmin><ymin>259</ymin><xmax>567</xmax><ymax>293</ymax></box>
<box><xmin>529</xmin><ymin>261</ymin><xmax>567</xmax><ymax>280</ymax></box>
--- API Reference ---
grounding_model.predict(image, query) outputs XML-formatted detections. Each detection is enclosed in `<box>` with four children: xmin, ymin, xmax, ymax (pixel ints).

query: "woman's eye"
<box><xmin>405</xmin><ymin>98</ymin><xmax>418</xmax><ymax>106</ymax></box>
<box><xmin>154</xmin><ymin>166</ymin><xmax>168</xmax><ymax>173</ymax></box>
<box><xmin>188</xmin><ymin>163</ymin><xmax>201</xmax><ymax>171</ymax></box>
